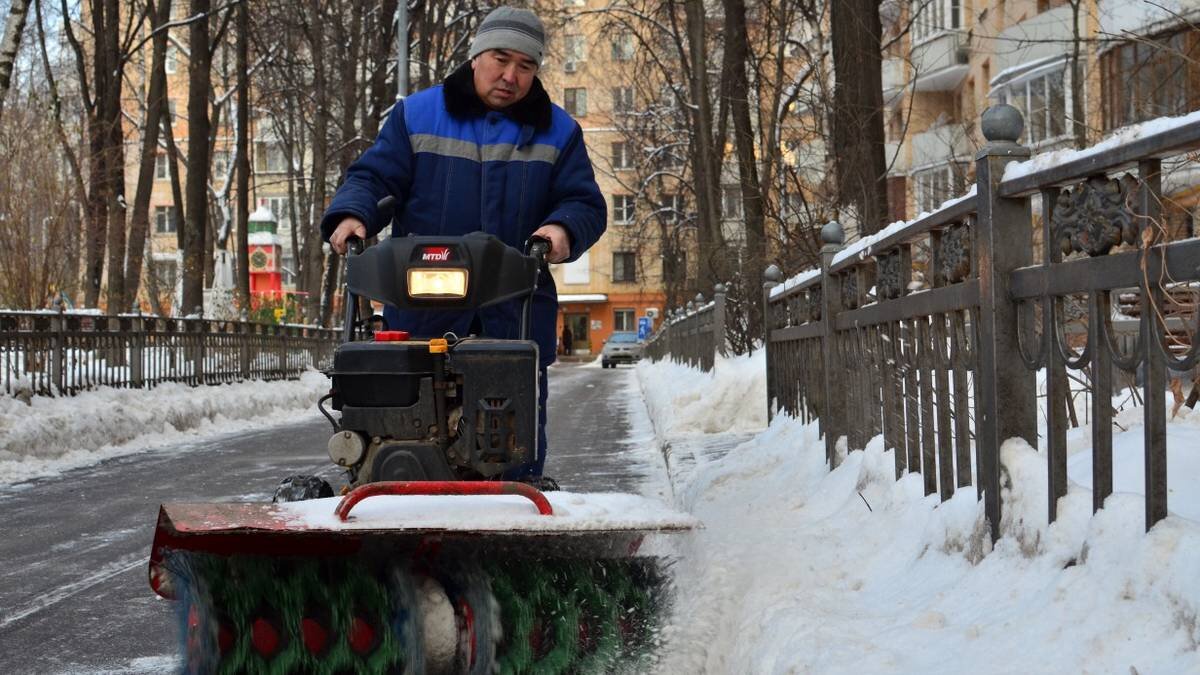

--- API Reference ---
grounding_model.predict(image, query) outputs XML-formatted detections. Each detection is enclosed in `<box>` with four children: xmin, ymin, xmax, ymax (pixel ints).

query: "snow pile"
<box><xmin>0</xmin><ymin>370</ymin><xmax>329</xmax><ymax>485</ymax></box>
<box><xmin>636</xmin><ymin>350</ymin><xmax>767</xmax><ymax>436</ymax></box>
<box><xmin>636</xmin><ymin>357</ymin><xmax>1200</xmax><ymax>674</ymax></box>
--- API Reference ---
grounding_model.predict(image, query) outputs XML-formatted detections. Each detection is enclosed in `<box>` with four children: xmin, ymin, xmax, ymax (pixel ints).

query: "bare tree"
<box><xmin>0</xmin><ymin>0</ymin><xmax>32</xmax><ymax>124</ymax></box>
<box><xmin>123</xmin><ymin>0</ymin><xmax>173</xmax><ymax>314</ymax></box>
<box><xmin>830</xmin><ymin>0</ymin><xmax>887</xmax><ymax>234</ymax></box>
<box><xmin>182</xmin><ymin>0</ymin><xmax>212</xmax><ymax>315</ymax></box>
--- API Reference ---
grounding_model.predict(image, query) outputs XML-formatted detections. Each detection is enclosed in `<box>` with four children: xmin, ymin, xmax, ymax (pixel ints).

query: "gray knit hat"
<box><xmin>468</xmin><ymin>7</ymin><xmax>546</xmax><ymax>66</ymax></box>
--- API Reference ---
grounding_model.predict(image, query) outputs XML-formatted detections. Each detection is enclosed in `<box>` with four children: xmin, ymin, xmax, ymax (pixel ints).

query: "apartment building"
<box><xmin>884</xmin><ymin>0</ymin><xmax>1200</xmax><ymax>228</ymax></box>
<box><xmin>539</xmin><ymin>5</ymin><xmax>671</xmax><ymax>356</ymax></box>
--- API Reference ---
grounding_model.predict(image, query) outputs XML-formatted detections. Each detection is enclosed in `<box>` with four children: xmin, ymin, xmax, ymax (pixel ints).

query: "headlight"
<box><xmin>408</xmin><ymin>268</ymin><xmax>468</xmax><ymax>298</ymax></box>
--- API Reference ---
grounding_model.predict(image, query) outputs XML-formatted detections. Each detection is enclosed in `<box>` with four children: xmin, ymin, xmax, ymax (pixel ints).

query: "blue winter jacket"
<box><xmin>321</xmin><ymin>63</ymin><xmax>606</xmax><ymax>368</ymax></box>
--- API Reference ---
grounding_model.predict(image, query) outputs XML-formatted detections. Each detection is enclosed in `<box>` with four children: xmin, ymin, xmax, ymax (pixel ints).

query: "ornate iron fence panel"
<box><xmin>642</xmin><ymin>288</ymin><xmax>727</xmax><ymax>372</ymax></box>
<box><xmin>763</xmin><ymin>105</ymin><xmax>1200</xmax><ymax>540</ymax></box>
<box><xmin>0</xmin><ymin>312</ymin><xmax>339</xmax><ymax>397</ymax></box>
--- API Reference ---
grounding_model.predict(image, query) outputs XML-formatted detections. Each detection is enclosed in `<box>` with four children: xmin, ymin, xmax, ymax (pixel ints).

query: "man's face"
<box><xmin>472</xmin><ymin>49</ymin><xmax>538</xmax><ymax>109</ymax></box>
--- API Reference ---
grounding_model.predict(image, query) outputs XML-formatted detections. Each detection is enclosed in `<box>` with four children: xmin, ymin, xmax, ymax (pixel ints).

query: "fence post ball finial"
<box><xmin>764</xmin><ymin>264</ymin><xmax>783</xmax><ymax>283</ymax></box>
<box><xmin>981</xmin><ymin>104</ymin><xmax>1023</xmax><ymax>143</ymax></box>
<box><xmin>714</xmin><ymin>283</ymin><xmax>727</xmax><ymax>295</ymax></box>
<box><xmin>686</xmin><ymin>301</ymin><xmax>695</xmax><ymax>311</ymax></box>
<box><xmin>821</xmin><ymin>221</ymin><xmax>844</xmax><ymax>246</ymax></box>
<box><xmin>695</xmin><ymin>292</ymin><xmax>705</xmax><ymax>304</ymax></box>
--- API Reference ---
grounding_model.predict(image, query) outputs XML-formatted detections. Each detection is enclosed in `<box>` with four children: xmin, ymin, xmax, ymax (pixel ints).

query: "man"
<box><xmin>321</xmin><ymin>6</ymin><xmax>606</xmax><ymax>486</ymax></box>
<box><xmin>561</xmin><ymin>322</ymin><xmax>573</xmax><ymax>356</ymax></box>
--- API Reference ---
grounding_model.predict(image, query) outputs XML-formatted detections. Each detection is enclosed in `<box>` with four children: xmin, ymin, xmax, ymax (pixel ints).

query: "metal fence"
<box><xmin>643</xmin><ymin>285</ymin><xmax>727</xmax><ymax>371</ymax></box>
<box><xmin>764</xmin><ymin>105</ymin><xmax>1199</xmax><ymax>541</ymax></box>
<box><xmin>0</xmin><ymin>311</ymin><xmax>340</xmax><ymax>397</ymax></box>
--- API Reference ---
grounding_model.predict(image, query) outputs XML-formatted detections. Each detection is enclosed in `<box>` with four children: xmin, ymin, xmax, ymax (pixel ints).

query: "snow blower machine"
<box><xmin>147</xmin><ymin>204</ymin><xmax>693</xmax><ymax>674</ymax></box>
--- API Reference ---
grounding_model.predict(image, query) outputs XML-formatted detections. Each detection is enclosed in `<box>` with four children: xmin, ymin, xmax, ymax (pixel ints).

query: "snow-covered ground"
<box><xmin>636</xmin><ymin>352</ymin><xmax>1200</xmax><ymax>674</ymax></box>
<box><xmin>0</xmin><ymin>371</ymin><xmax>329</xmax><ymax>485</ymax></box>
<box><xmin>4</xmin><ymin>348</ymin><xmax>1197</xmax><ymax>672</ymax></box>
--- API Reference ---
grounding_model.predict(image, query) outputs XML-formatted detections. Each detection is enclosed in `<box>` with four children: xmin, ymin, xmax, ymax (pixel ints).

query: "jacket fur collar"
<box><xmin>442</xmin><ymin>61</ymin><xmax>552</xmax><ymax>131</ymax></box>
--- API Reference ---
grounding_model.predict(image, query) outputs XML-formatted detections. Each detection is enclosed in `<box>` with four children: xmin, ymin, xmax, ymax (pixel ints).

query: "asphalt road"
<box><xmin>0</xmin><ymin>361</ymin><xmax>654</xmax><ymax>674</ymax></box>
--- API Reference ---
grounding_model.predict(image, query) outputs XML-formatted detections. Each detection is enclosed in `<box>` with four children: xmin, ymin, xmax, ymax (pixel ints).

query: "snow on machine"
<box><xmin>147</xmin><ymin>203</ymin><xmax>693</xmax><ymax>674</ymax></box>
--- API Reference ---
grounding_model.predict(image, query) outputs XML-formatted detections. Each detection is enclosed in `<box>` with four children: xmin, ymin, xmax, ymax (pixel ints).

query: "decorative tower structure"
<box><xmin>247</xmin><ymin>205</ymin><xmax>283</xmax><ymax>296</ymax></box>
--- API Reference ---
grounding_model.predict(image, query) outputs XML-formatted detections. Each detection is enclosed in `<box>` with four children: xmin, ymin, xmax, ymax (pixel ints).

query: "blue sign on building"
<box><xmin>637</xmin><ymin>316</ymin><xmax>652</xmax><ymax>341</ymax></box>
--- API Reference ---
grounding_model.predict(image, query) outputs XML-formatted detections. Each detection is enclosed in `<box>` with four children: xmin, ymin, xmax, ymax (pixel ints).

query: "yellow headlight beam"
<box><xmin>407</xmin><ymin>268</ymin><xmax>468</xmax><ymax>298</ymax></box>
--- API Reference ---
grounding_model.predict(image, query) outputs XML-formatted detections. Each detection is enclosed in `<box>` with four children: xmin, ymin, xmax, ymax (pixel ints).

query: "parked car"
<box><xmin>601</xmin><ymin>332</ymin><xmax>643</xmax><ymax>368</ymax></box>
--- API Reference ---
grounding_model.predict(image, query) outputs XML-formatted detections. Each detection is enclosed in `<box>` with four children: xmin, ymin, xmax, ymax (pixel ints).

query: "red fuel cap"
<box><xmin>373</xmin><ymin>330</ymin><xmax>410</xmax><ymax>342</ymax></box>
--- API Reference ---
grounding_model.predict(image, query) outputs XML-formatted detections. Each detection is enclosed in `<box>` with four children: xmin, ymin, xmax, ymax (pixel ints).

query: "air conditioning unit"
<box><xmin>564</xmin><ymin>61</ymin><xmax>578</xmax><ymax>73</ymax></box>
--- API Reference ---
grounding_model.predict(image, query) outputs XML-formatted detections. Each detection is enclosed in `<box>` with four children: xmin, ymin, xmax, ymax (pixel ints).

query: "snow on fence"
<box><xmin>760</xmin><ymin>105</ymin><xmax>1200</xmax><ymax>541</ymax></box>
<box><xmin>647</xmin><ymin>107</ymin><xmax>1200</xmax><ymax>539</ymax></box>
<box><xmin>642</xmin><ymin>287</ymin><xmax>727</xmax><ymax>371</ymax></box>
<box><xmin>0</xmin><ymin>311</ymin><xmax>339</xmax><ymax>397</ymax></box>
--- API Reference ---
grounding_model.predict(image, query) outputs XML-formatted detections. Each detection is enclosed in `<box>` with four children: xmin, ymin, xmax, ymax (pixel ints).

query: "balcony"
<box><xmin>911</xmin><ymin>123</ymin><xmax>971</xmax><ymax>169</ymax></box>
<box><xmin>911</xmin><ymin>31</ymin><xmax>969</xmax><ymax>92</ymax></box>
<box><xmin>882</xmin><ymin>57</ymin><xmax>906</xmax><ymax>105</ymax></box>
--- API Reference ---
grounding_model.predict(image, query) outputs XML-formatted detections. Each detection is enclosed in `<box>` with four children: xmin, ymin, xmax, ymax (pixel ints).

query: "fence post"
<box><xmin>819</xmin><ymin>221</ymin><xmax>845</xmax><ymax>467</ymax></box>
<box><xmin>51</xmin><ymin>307</ymin><xmax>65</xmax><ymax>394</ymax></box>
<box><xmin>974</xmin><ymin>104</ymin><xmax>1038</xmax><ymax>541</ymax></box>
<box><xmin>239</xmin><ymin>321</ymin><xmax>252</xmax><ymax>380</ymax></box>
<box><xmin>763</xmin><ymin>265</ymin><xmax>783</xmax><ymax>421</ymax></box>
<box><xmin>713</xmin><ymin>283</ymin><xmax>727</xmax><ymax>359</ymax></box>
<box><xmin>130</xmin><ymin>316</ymin><xmax>145</xmax><ymax>388</ymax></box>
<box><xmin>194</xmin><ymin>320</ymin><xmax>206</xmax><ymax>385</ymax></box>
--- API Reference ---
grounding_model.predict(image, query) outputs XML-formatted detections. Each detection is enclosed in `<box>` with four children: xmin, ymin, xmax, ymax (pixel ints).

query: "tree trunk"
<box><xmin>183</xmin><ymin>0</ymin><xmax>212</xmax><ymax>316</ymax></box>
<box><xmin>162</xmin><ymin>109</ymin><xmax>186</xmax><ymax>254</ymax></box>
<box><xmin>0</xmin><ymin>0</ymin><xmax>32</xmax><ymax>125</ymax></box>
<box><xmin>100</xmin><ymin>0</ymin><xmax>127</xmax><ymax>313</ymax></box>
<box><xmin>235</xmin><ymin>0</ymin><xmax>250</xmax><ymax>314</ymax></box>
<box><xmin>831</xmin><ymin>0</ymin><xmax>888</xmax><ymax>235</ymax></box>
<box><xmin>82</xmin><ymin>0</ymin><xmax>110</xmax><ymax>308</ymax></box>
<box><xmin>1070</xmin><ymin>0</ymin><xmax>1087</xmax><ymax>149</ymax></box>
<box><xmin>302</xmin><ymin>0</ymin><xmax>329</xmax><ymax>323</ymax></box>
<box><xmin>721</xmin><ymin>0</ymin><xmax>765</xmax><ymax>344</ymax></box>
<box><xmin>683</xmin><ymin>0</ymin><xmax>725</xmax><ymax>291</ymax></box>
<box><xmin>124</xmin><ymin>0</ymin><xmax>173</xmax><ymax>314</ymax></box>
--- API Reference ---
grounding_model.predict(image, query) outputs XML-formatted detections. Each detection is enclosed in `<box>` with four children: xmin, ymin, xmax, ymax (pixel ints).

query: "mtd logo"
<box><xmin>420</xmin><ymin>246</ymin><xmax>454</xmax><ymax>262</ymax></box>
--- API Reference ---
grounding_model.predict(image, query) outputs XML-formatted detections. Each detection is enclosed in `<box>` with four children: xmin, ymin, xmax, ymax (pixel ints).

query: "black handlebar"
<box><xmin>526</xmin><ymin>235</ymin><xmax>551</xmax><ymax>266</ymax></box>
<box><xmin>345</xmin><ymin>236</ymin><xmax>364</xmax><ymax>256</ymax></box>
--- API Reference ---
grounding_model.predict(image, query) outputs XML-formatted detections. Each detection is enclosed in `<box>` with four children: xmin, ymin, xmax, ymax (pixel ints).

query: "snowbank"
<box><xmin>635</xmin><ymin>350</ymin><xmax>767</xmax><ymax>436</ymax></box>
<box><xmin>0</xmin><ymin>371</ymin><xmax>330</xmax><ymax>485</ymax></box>
<box><xmin>636</xmin><ymin>356</ymin><xmax>1200</xmax><ymax>674</ymax></box>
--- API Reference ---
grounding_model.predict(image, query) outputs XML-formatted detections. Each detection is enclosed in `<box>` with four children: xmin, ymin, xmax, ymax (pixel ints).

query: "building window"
<box><xmin>912</xmin><ymin>163</ymin><xmax>967</xmax><ymax>213</ymax></box>
<box><xmin>259</xmin><ymin>196</ymin><xmax>291</xmax><ymax>225</ymax></box>
<box><xmin>611</xmin><ymin>86</ymin><xmax>634</xmax><ymax>113</ymax></box>
<box><xmin>612</xmin><ymin>33</ymin><xmax>634</xmax><ymax>61</ymax></box>
<box><xmin>212</xmin><ymin>150</ymin><xmax>230</xmax><ymax>180</ymax></box>
<box><xmin>614</xmin><ymin>308</ymin><xmax>635</xmax><ymax>331</ymax></box>
<box><xmin>721</xmin><ymin>185</ymin><xmax>743</xmax><ymax>220</ymax></box>
<box><xmin>149</xmin><ymin>255</ymin><xmax>177</xmax><ymax>293</ymax></box>
<box><xmin>781</xmin><ymin>192</ymin><xmax>803</xmax><ymax>220</ymax></box>
<box><xmin>280</xmin><ymin>253</ymin><xmax>297</xmax><ymax>286</ymax></box>
<box><xmin>155</xmin><ymin>154</ymin><xmax>169</xmax><ymax>180</ymax></box>
<box><xmin>154</xmin><ymin>205</ymin><xmax>178</xmax><ymax>234</ymax></box>
<box><xmin>659</xmin><ymin>193</ymin><xmax>684</xmax><ymax>223</ymax></box>
<box><xmin>1102</xmin><ymin>28</ymin><xmax>1200</xmax><ymax>131</ymax></box>
<box><xmin>612</xmin><ymin>251</ymin><xmax>636</xmax><ymax>282</ymax></box>
<box><xmin>997</xmin><ymin>66</ymin><xmax>1067</xmax><ymax>145</ymax></box>
<box><xmin>912</xmin><ymin>0</ymin><xmax>961</xmax><ymax>43</ymax></box>
<box><xmin>611</xmin><ymin>141</ymin><xmax>632</xmax><ymax>169</ymax></box>
<box><xmin>612</xmin><ymin>195</ymin><xmax>635</xmax><ymax>224</ymax></box>
<box><xmin>564</xmin><ymin>34</ymin><xmax>586</xmax><ymax>71</ymax></box>
<box><xmin>564</xmin><ymin>87</ymin><xmax>587</xmax><ymax>117</ymax></box>
<box><xmin>255</xmin><ymin>141</ymin><xmax>288</xmax><ymax>173</ymax></box>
